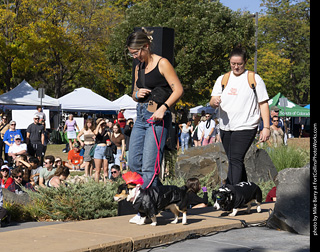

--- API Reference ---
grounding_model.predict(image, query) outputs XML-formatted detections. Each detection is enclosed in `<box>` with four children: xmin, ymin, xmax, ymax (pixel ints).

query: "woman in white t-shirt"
<box><xmin>179</xmin><ymin>120</ymin><xmax>192</xmax><ymax>154</ymax></box>
<box><xmin>210</xmin><ymin>46</ymin><xmax>270</xmax><ymax>185</ymax></box>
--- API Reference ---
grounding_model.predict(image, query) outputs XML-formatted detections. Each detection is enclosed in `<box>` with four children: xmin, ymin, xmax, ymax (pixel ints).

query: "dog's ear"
<box><xmin>127</xmin><ymin>183</ymin><xmax>136</xmax><ymax>189</ymax></box>
<box><xmin>117</xmin><ymin>183</ymin><xmax>128</xmax><ymax>193</ymax></box>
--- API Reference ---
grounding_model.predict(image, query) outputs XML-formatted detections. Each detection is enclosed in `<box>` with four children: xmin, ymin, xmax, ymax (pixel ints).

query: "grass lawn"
<box><xmin>46</xmin><ymin>144</ymin><xmax>69</xmax><ymax>161</ymax></box>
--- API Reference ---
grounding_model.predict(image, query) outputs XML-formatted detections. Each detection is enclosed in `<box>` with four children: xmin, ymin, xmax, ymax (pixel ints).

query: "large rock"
<box><xmin>2</xmin><ymin>188</ymin><xmax>31</xmax><ymax>205</ymax></box>
<box><xmin>175</xmin><ymin>143</ymin><xmax>277</xmax><ymax>186</ymax></box>
<box><xmin>175</xmin><ymin>143</ymin><xmax>228</xmax><ymax>187</ymax></box>
<box><xmin>267</xmin><ymin>165</ymin><xmax>310</xmax><ymax>235</ymax></box>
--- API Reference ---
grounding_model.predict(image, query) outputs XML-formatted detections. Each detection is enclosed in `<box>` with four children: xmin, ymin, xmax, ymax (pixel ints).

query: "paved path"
<box><xmin>139</xmin><ymin>226</ymin><xmax>310</xmax><ymax>252</ymax></box>
<box><xmin>0</xmin><ymin>203</ymin><xmax>278</xmax><ymax>251</ymax></box>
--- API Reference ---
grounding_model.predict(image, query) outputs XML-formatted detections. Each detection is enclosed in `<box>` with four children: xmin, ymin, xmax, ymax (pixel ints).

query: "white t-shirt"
<box><xmin>204</xmin><ymin>119</ymin><xmax>216</xmax><ymax>138</ymax></box>
<box><xmin>197</xmin><ymin>121</ymin><xmax>206</xmax><ymax>139</ymax></box>
<box><xmin>211</xmin><ymin>70</ymin><xmax>269</xmax><ymax>131</ymax></box>
<box><xmin>181</xmin><ymin>123</ymin><xmax>191</xmax><ymax>134</ymax></box>
<box><xmin>8</xmin><ymin>143</ymin><xmax>27</xmax><ymax>154</ymax></box>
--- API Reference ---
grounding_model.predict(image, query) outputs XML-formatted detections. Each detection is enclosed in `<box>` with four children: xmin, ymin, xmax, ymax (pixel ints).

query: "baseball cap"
<box><xmin>270</xmin><ymin>106</ymin><xmax>280</xmax><ymax>112</ymax></box>
<box><xmin>14</xmin><ymin>134</ymin><xmax>21</xmax><ymax>140</ymax></box>
<box><xmin>33</xmin><ymin>114</ymin><xmax>40</xmax><ymax>119</ymax></box>
<box><xmin>1</xmin><ymin>165</ymin><xmax>9</xmax><ymax>171</ymax></box>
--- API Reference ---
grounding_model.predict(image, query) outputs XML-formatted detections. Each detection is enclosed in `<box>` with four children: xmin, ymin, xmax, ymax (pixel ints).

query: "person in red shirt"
<box><xmin>65</xmin><ymin>142</ymin><xmax>85</xmax><ymax>171</ymax></box>
<box><xmin>117</xmin><ymin>109</ymin><xmax>126</xmax><ymax>130</ymax></box>
<box><xmin>0</xmin><ymin>165</ymin><xmax>14</xmax><ymax>189</ymax></box>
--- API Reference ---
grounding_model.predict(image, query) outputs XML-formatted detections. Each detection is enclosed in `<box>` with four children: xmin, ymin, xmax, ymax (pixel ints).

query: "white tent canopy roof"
<box><xmin>0</xmin><ymin>80</ymin><xmax>59</xmax><ymax>107</ymax></box>
<box><xmin>58</xmin><ymin>87</ymin><xmax>118</xmax><ymax>111</ymax></box>
<box><xmin>189</xmin><ymin>104</ymin><xmax>216</xmax><ymax>114</ymax></box>
<box><xmin>112</xmin><ymin>94</ymin><xmax>137</xmax><ymax>110</ymax></box>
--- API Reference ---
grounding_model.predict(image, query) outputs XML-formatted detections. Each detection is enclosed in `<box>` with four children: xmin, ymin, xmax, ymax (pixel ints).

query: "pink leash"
<box><xmin>145</xmin><ymin>118</ymin><xmax>164</xmax><ymax>188</ymax></box>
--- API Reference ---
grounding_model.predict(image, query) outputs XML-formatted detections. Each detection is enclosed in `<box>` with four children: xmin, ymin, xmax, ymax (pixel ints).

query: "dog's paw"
<box><xmin>228</xmin><ymin>213</ymin><xmax>236</xmax><ymax>217</ymax></box>
<box><xmin>171</xmin><ymin>219</ymin><xmax>178</xmax><ymax>224</ymax></box>
<box><xmin>257</xmin><ymin>206</ymin><xmax>261</xmax><ymax>213</ymax></box>
<box><xmin>182</xmin><ymin>221</ymin><xmax>187</xmax><ymax>225</ymax></box>
<box><xmin>150</xmin><ymin>222</ymin><xmax>157</xmax><ymax>226</ymax></box>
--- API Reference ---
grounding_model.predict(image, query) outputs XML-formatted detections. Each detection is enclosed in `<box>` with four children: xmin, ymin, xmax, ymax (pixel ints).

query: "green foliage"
<box><xmin>258</xmin><ymin>0</ymin><xmax>310</xmax><ymax>104</ymax></box>
<box><xmin>264</xmin><ymin>145</ymin><xmax>310</xmax><ymax>172</ymax></box>
<box><xmin>27</xmin><ymin>181</ymin><xmax>119</xmax><ymax>221</ymax></box>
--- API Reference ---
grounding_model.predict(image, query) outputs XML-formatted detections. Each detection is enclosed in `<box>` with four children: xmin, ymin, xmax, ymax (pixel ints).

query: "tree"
<box><xmin>247</xmin><ymin>47</ymin><xmax>292</xmax><ymax>98</ymax></box>
<box><xmin>0</xmin><ymin>0</ymin><xmax>124</xmax><ymax>98</ymax></box>
<box><xmin>259</xmin><ymin>0</ymin><xmax>310</xmax><ymax>104</ymax></box>
<box><xmin>107</xmin><ymin>0</ymin><xmax>255</xmax><ymax>106</ymax></box>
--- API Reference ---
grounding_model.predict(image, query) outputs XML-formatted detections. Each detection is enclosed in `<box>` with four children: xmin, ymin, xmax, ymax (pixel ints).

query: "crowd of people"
<box><xmin>0</xmin><ymin>30</ymin><xmax>289</xmax><ymax>227</ymax></box>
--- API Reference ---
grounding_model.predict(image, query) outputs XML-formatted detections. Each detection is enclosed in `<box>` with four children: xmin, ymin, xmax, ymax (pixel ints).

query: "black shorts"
<box><xmin>27</xmin><ymin>143</ymin><xmax>44</xmax><ymax>157</ymax></box>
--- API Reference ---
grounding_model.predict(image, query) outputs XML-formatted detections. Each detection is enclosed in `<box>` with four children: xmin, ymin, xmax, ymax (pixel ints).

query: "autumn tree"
<box><xmin>258</xmin><ymin>0</ymin><xmax>310</xmax><ymax>104</ymax></box>
<box><xmin>0</xmin><ymin>0</ymin><xmax>124</xmax><ymax>98</ymax></box>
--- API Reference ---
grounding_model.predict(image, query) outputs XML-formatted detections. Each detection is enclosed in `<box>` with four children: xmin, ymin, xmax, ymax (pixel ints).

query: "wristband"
<box><xmin>135</xmin><ymin>91</ymin><xmax>138</xmax><ymax>100</ymax></box>
<box><xmin>163</xmin><ymin>103</ymin><xmax>170</xmax><ymax>110</ymax></box>
<box><xmin>264</xmin><ymin>127</ymin><xmax>270</xmax><ymax>130</ymax></box>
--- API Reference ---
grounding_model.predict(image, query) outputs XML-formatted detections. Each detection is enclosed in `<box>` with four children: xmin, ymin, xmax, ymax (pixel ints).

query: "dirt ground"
<box><xmin>287</xmin><ymin>137</ymin><xmax>310</xmax><ymax>151</ymax></box>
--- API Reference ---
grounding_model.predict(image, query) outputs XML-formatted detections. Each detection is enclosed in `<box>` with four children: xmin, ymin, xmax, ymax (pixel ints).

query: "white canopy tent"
<box><xmin>0</xmin><ymin>80</ymin><xmax>60</xmax><ymax>107</ymax></box>
<box><xmin>112</xmin><ymin>94</ymin><xmax>137</xmax><ymax>110</ymax></box>
<box><xmin>58</xmin><ymin>87</ymin><xmax>118</xmax><ymax>112</ymax></box>
<box><xmin>189</xmin><ymin>104</ymin><xmax>216</xmax><ymax>114</ymax></box>
<box><xmin>112</xmin><ymin>94</ymin><xmax>137</xmax><ymax>120</ymax></box>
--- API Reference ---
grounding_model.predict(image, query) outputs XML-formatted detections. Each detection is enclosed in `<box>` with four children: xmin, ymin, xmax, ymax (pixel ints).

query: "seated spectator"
<box><xmin>28</xmin><ymin>157</ymin><xmax>42</xmax><ymax>187</ymax></box>
<box><xmin>266</xmin><ymin>186</ymin><xmax>277</xmax><ymax>202</ymax></box>
<box><xmin>0</xmin><ymin>165</ymin><xmax>14</xmax><ymax>189</ymax></box>
<box><xmin>39</xmin><ymin>155</ymin><xmax>56</xmax><ymax>188</ymax></box>
<box><xmin>0</xmin><ymin>187</ymin><xmax>10</xmax><ymax>227</ymax></box>
<box><xmin>110</xmin><ymin>165</ymin><xmax>121</xmax><ymax>182</ymax></box>
<box><xmin>186</xmin><ymin>178</ymin><xmax>208</xmax><ymax>209</ymax></box>
<box><xmin>7</xmin><ymin>167</ymin><xmax>35</xmax><ymax>194</ymax></box>
<box><xmin>54</xmin><ymin>157</ymin><xmax>63</xmax><ymax>169</ymax></box>
<box><xmin>14</xmin><ymin>155</ymin><xmax>31</xmax><ymax>183</ymax></box>
<box><xmin>65</xmin><ymin>142</ymin><xmax>85</xmax><ymax>171</ymax></box>
<box><xmin>46</xmin><ymin>166</ymin><xmax>70</xmax><ymax>188</ymax></box>
<box><xmin>3</xmin><ymin>120</ymin><xmax>23</xmax><ymax>165</ymax></box>
<box><xmin>8</xmin><ymin>135</ymin><xmax>27</xmax><ymax>162</ymax></box>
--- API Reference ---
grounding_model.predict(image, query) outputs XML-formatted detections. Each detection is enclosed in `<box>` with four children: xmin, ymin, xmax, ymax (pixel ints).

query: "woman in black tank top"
<box><xmin>125</xmin><ymin>27</ymin><xmax>183</xmax><ymax>193</ymax></box>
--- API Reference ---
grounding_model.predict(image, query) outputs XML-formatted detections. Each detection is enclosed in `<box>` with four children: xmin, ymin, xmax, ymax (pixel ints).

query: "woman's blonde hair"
<box><xmin>126</xmin><ymin>27</ymin><xmax>154</xmax><ymax>50</ymax></box>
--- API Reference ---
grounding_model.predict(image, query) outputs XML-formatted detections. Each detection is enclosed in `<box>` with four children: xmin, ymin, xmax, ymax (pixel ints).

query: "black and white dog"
<box><xmin>114</xmin><ymin>182</ymin><xmax>189</xmax><ymax>226</ymax></box>
<box><xmin>212</xmin><ymin>182</ymin><xmax>262</xmax><ymax>217</ymax></box>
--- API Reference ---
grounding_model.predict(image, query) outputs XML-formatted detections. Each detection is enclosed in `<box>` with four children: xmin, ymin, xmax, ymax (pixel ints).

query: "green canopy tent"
<box><xmin>268</xmin><ymin>93</ymin><xmax>310</xmax><ymax>117</ymax></box>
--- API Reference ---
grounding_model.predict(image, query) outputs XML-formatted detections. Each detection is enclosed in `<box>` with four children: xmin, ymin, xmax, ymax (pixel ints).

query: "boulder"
<box><xmin>267</xmin><ymin>165</ymin><xmax>310</xmax><ymax>235</ymax></box>
<box><xmin>2</xmin><ymin>188</ymin><xmax>31</xmax><ymax>205</ymax></box>
<box><xmin>175</xmin><ymin>143</ymin><xmax>228</xmax><ymax>187</ymax></box>
<box><xmin>175</xmin><ymin>143</ymin><xmax>277</xmax><ymax>186</ymax></box>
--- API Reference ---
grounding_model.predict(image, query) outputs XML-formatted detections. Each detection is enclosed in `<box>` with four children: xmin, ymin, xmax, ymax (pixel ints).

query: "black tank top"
<box><xmin>136</xmin><ymin>58</ymin><xmax>170</xmax><ymax>90</ymax></box>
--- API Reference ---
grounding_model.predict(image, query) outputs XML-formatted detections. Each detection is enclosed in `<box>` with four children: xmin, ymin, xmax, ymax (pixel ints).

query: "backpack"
<box><xmin>221</xmin><ymin>71</ymin><xmax>258</xmax><ymax>108</ymax></box>
<box><xmin>221</xmin><ymin>71</ymin><xmax>257</xmax><ymax>92</ymax></box>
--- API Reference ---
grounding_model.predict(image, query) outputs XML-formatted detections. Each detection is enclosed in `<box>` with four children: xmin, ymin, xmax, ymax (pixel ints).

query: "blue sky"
<box><xmin>219</xmin><ymin>0</ymin><xmax>264</xmax><ymax>14</ymax></box>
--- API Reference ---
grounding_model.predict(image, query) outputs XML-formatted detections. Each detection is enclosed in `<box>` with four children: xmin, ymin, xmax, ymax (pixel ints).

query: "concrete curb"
<box><xmin>0</xmin><ymin>202</ymin><xmax>274</xmax><ymax>252</ymax></box>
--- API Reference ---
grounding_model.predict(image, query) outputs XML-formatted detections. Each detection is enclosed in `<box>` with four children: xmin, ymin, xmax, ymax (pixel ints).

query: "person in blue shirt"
<box><xmin>3</xmin><ymin>120</ymin><xmax>23</xmax><ymax>164</ymax></box>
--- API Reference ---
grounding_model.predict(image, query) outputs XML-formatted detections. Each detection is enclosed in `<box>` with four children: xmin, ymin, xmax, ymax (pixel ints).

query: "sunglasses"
<box><xmin>111</xmin><ymin>171</ymin><xmax>118</xmax><ymax>174</ymax></box>
<box><xmin>15</xmin><ymin>175</ymin><xmax>23</xmax><ymax>178</ymax></box>
<box><xmin>1</xmin><ymin>169</ymin><xmax>9</xmax><ymax>172</ymax></box>
<box><xmin>127</xmin><ymin>48</ymin><xmax>141</xmax><ymax>58</ymax></box>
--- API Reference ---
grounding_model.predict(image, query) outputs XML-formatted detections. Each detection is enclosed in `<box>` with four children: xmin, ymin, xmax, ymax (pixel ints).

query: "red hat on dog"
<box><xmin>122</xmin><ymin>171</ymin><xmax>144</xmax><ymax>185</ymax></box>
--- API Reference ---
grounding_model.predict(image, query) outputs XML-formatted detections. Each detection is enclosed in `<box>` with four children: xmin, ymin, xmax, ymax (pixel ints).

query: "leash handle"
<box><xmin>145</xmin><ymin>118</ymin><xmax>164</xmax><ymax>188</ymax></box>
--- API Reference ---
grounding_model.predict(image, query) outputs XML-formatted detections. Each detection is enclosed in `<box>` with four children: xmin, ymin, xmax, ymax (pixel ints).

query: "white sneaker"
<box><xmin>129</xmin><ymin>214</ymin><xmax>141</xmax><ymax>224</ymax></box>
